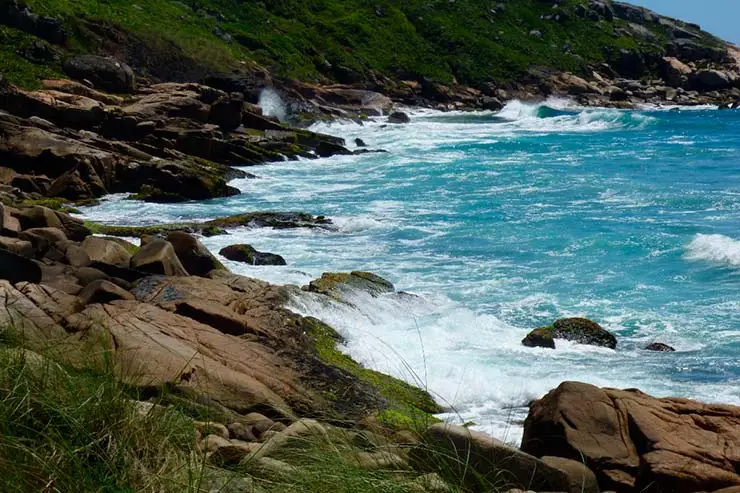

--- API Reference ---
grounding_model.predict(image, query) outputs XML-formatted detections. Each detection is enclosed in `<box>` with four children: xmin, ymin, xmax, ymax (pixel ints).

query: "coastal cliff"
<box><xmin>1</xmin><ymin>0</ymin><xmax>740</xmax><ymax>114</ymax></box>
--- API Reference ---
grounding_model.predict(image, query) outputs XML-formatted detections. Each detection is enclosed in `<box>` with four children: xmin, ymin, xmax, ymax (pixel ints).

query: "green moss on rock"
<box><xmin>304</xmin><ymin>317</ymin><xmax>441</xmax><ymax>429</ymax></box>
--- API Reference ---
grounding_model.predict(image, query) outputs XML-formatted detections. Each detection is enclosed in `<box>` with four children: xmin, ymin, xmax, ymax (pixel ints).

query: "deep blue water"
<box><xmin>80</xmin><ymin>100</ymin><xmax>740</xmax><ymax>442</ymax></box>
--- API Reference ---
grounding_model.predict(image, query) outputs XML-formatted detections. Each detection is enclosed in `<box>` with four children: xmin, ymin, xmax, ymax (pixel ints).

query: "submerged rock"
<box><xmin>387</xmin><ymin>111</ymin><xmax>410</xmax><ymax>124</ymax></box>
<box><xmin>219</xmin><ymin>244</ymin><xmax>286</xmax><ymax>266</ymax></box>
<box><xmin>645</xmin><ymin>342</ymin><xmax>676</xmax><ymax>352</ymax></box>
<box><xmin>522</xmin><ymin>327</ymin><xmax>555</xmax><ymax>349</ymax></box>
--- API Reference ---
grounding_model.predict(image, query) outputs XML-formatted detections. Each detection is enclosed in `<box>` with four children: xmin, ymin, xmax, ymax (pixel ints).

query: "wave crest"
<box><xmin>685</xmin><ymin>234</ymin><xmax>740</xmax><ymax>267</ymax></box>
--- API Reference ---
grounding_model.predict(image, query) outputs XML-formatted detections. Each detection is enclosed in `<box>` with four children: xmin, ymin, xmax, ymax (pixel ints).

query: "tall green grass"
<box><xmin>0</xmin><ymin>345</ymin><xmax>203</xmax><ymax>492</ymax></box>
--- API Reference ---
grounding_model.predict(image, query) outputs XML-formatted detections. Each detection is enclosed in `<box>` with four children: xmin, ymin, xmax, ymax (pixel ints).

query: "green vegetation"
<box><xmin>0</xmin><ymin>345</ymin><xmax>202</xmax><ymax>492</ymax></box>
<box><xmin>2</xmin><ymin>0</ymin><xmax>727</xmax><ymax>90</ymax></box>
<box><xmin>305</xmin><ymin>317</ymin><xmax>441</xmax><ymax>430</ymax></box>
<box><xmin>0</xmin><ymin>25</ymin><xmax>63</xmax><ymax>88</ymax></box>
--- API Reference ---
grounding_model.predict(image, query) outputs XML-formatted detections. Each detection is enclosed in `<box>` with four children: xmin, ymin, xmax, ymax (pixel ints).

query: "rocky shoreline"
<box><xmin>1</xmin><ymin>5</ymin><xmax>740</xmax><ymax>490</ymax></box>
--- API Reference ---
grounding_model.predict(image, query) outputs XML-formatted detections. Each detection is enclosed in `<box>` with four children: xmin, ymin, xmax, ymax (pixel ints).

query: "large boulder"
<box><xmin>387</xmin><ymin>111</ymin><xmax>410</xmax><ymax>124</ymax></box>
<box><xmin>219</xmin><ymin>244</ymin><xmax>286</xmax><ymax>266</ymax></box>
<box><xmin>165</xmin><ymin>232</ymin><xmax>226</xmax><ymax>276</ymax></box>
<box><xmin>660</xmin><ymin>57</ymin><xmax>692</xmax><ymax>88</ymax></box>
<box><xmin>410</xmin><ymin>423</ymin><xmax>571</xmax><ymax>492</ymax></box>
<box><xmin>62</xmin><ymin>55</ymin><xmax>136</xmax><ymax>93</ymax></box>
<box><xmin>130</xmin><ymin>239</ymin><xmax>189</xmax><ymax>276</ymax></box>
<box><xmin>522</xmin><ymin>317</ymin><xmax>616</xmax><ymax>349</ymax></box>
<box><xmin>209</xmin><ymin>93</ymin><xmax>244</xmax><ymax>131</ymax></box>
<box><xmin>693</xmin><ymin>69</ymin><xmax>735</xmax><ymax>91</ymax></box>
<box><xmin>521</xmin><ymin>381</ymin><xmax>740</xmax><ymax>492</ymax></box>
<box><xmin>81</xmin><ymin>236</ymin><xmax>132</xmax><ymax>267</ymax></box>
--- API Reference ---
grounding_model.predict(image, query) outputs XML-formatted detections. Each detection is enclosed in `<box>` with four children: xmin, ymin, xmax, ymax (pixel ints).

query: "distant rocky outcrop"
<box><xmin>0</xmin><ymin>74</ymin><xmax>382</xmax><ymax>205</ymax></box>
<box><xmin>522</xmin><ymin>381</ymin><xmax>740</xmax><ymax>492</ymax></box>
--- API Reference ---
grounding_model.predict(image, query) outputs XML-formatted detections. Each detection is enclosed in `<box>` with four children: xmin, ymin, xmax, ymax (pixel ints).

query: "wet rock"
<box><xmin>315</xmin><ymin>140</ymin><xmax>353</xmax><ymax>158</ymax></box>
<box><xmin>411</xmin><ymin>423</ymin><xmax>570</xmax><ymax>492</ymax></box>
<box><xmin>165</xmin><ymin>231</ymin><xmax>226</xmax><ymax>276</ymax></box>
<box><xmin>62</xmin><ymin>55</ymin><xmax>136</xmax><ymax>93</ymax></box>
<box><xmin>522</xmin><ymin>381</ymin><xmax>740</xmax><ymax>492</ymax></box>
<box><xmin>219</xmin><ymin>244</ymin><xmax>286</xmax><ymax>266</ymax></box>
<box><xmin>522</xmin><ymin>327</ymin><xmax>556</xmax><ymax>349</ymax></box>
<box><xmin>130</xmin><ymin>239</ymin><xmax>189</xmax><ymax>276</ymax></box>
<box><xmin>354</xmin><ymin>138</ymin><xmax>367</xmax><ymax>147</ymax></box>
<box><xmin>645</xmin><ymin>342</ymin><xmax>675</xmax><ymax>352</ymax></box>
<box><xmin>387</xmin><ymin>111</ymin><xmax>410</xmax><ymax>124</ymax></box>
<box><xmin>205</xmin><ymin>211</ymin><xmax>332</xmax><ymax>230</ymax></box>
<box><xmin>523</xmin><ymin>318</ymin><xmax>616</xmax><ymax>349</ymax></box>
<box><xmin>307</xmin><ymin>271</ymin><xmax>395</xmax><ymax>298</ymax></box>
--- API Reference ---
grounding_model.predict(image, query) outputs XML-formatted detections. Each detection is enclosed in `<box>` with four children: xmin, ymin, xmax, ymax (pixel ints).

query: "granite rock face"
<box><xmin>522</xmin><ymin>381</ymin><xmax>740</xmax><ymax>492</ymax></box>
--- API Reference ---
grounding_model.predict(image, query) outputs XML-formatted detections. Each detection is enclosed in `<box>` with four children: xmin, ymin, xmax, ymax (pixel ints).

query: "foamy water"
<box><xmin>79</xmin><ymin>100</ymin><xmax>740</xmax><ymax>443</ymax></box>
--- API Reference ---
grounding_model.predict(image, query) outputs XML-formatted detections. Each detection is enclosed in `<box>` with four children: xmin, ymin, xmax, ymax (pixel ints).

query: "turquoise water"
<box><xmin>81</xmin><ymin>100</ymin><xmax>740</xmax><ymax>442</ymax></box>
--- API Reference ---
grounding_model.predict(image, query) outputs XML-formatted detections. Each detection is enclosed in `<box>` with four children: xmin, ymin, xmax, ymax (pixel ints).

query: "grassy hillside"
<box><xmin>0</xmin><ymin>0</ymin><xmax>731</xmax><ymax>89</ymax></box>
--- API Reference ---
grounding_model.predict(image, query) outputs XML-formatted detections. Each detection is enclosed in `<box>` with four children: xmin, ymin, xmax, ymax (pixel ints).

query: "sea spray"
<box><xmin>685</xmin><ymin>234</ymin><xmax>740</xmax><ymax>267</ymax></box>
<box><xmin>258</xmin><ymin>87</ymin><xmax>288</xmax><ymax>122</ymax></box>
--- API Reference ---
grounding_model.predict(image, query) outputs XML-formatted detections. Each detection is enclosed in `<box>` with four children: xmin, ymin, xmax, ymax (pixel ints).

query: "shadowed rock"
<box><xmin>219</xmin><ymin>244</ymin><xmax>286</xmax><ymax>266</ymax></box>
<box><xmin>131</xmin><ymin>239</ymin><xmax>189</xmax><ymax>276</ymax></box>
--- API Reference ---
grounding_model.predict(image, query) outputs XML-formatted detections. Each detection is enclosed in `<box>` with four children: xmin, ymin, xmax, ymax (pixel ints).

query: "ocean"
<box><xmin>79</xmin><ymin>100</ymin><xmax>740</xmax><ymax>443</ymax></box>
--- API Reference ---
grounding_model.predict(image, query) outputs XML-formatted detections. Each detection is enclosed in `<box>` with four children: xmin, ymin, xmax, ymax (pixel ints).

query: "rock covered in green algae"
<box><xmin>522</xmin><ymin>317</ymin><xmax>617</xmax><ymax>349</ymax></box>
<box><xmin>306</xmin><ymin>271</ymin><xmax>395</xmax><ymax>298</ymax></box>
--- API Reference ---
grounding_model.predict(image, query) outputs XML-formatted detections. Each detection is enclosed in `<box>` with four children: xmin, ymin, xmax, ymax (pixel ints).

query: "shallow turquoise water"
<box><xmin>81</xmin><ymin>101</ymin><xmax>740</xmax><ymax>441</ymax></box>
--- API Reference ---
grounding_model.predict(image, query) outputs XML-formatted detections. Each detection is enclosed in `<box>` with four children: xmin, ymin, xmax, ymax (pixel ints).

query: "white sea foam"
<box><xmin>258</xmin><ymin>87</ymin><xmax>288</xmax><ymax>122</ymax></box>
<box><xmin>685</xmin><ymin>234</ymin><xmax>740</xmax><ymax>267</ymax></box>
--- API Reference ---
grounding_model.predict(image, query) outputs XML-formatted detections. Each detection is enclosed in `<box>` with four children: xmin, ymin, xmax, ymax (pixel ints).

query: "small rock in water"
<box><xmin>387</xmin><ymin>111</ymin><xmax>410</xmax><ymax>124</ymax></box>
<box><xmin>645</xmin><ymin>342</ymin><xmax>676</xmax><ymax>352</ymax></box>
<box><xmin>522</xmin><ymin>327</ymin><xmax>556</xmax><ymax>349</ymax></box>
<box><xmin>354</xmin><ymin>137</ymin><xmax>367</xmax><ymax>147</ymax></box>
<box><xmin>219</xmin><ymin>244</ymin><xmax>286</xmax><ymax>266</ymax></box>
